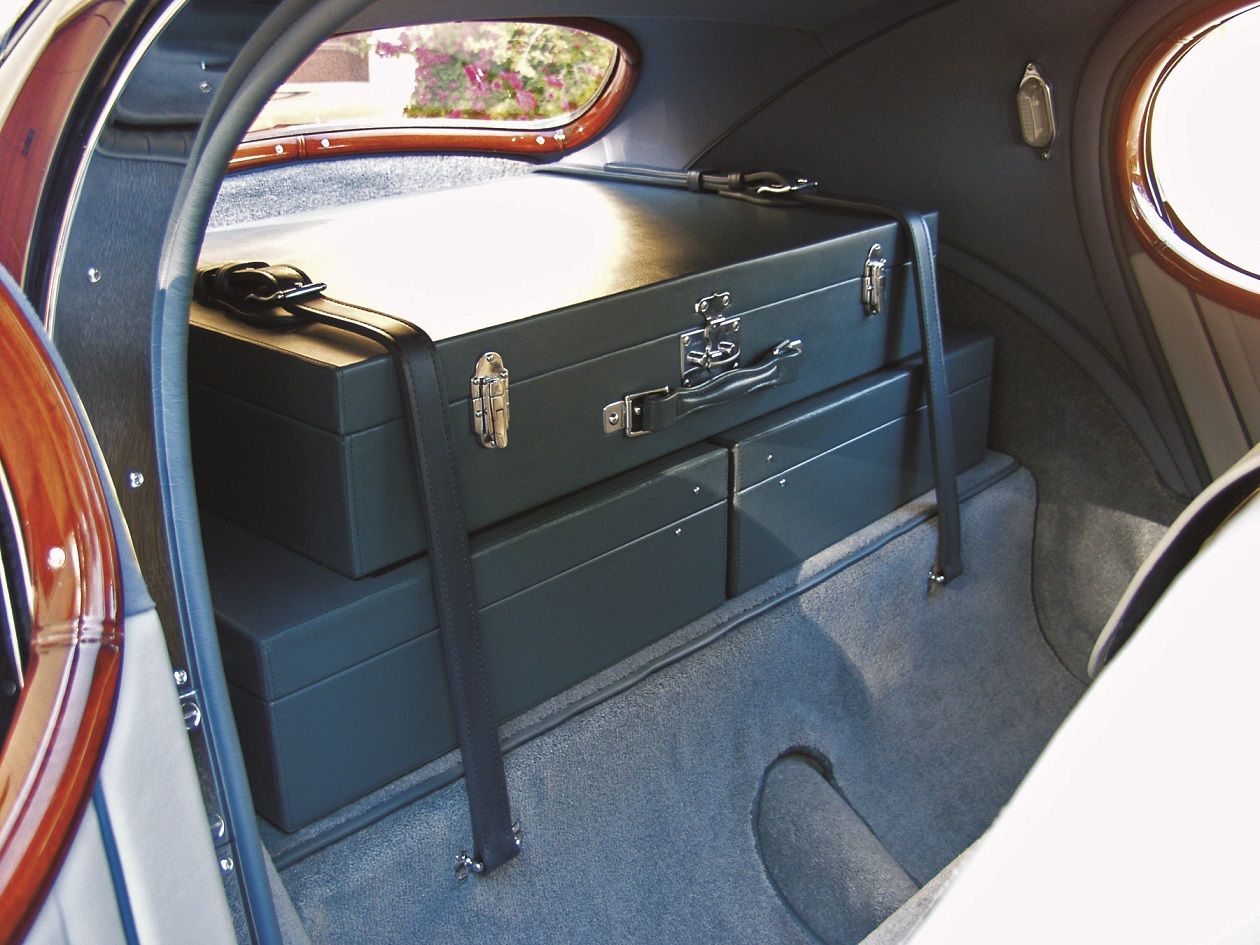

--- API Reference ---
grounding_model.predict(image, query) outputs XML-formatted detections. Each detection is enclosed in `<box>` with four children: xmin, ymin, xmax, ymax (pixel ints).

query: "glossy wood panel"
<box><xmin>0</xmin><ymin>280</ymin><xmax>123</xmax><ymax>943</ymax></box>
<box><xmin>0</xmin><ymin>0</ymin><xmax>131</xmax><ymax>281</ymax></box>
<box><xmin>1115</xmin><ymin>0</ymin><xmax>1260</xmax><ymax>318</ymax></box>
<box><xmin>229</xmin><ymin>19</ymin><xmax>639</xmax><ymax>172</ymax></box>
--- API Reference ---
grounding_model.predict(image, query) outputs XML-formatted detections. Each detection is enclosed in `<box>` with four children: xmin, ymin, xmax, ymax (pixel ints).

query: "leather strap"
<box><xmin>194</xmin><ymin>262</ymin><xmax>521</xmax><ymax>874</ymax></box>
<box><xmin>543</xmin><ymin>165</ymin><xmax>963</xmax><ymax>583</ymax></box>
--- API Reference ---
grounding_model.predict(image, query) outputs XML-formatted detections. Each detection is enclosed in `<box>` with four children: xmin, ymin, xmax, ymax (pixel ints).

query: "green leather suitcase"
<box><xmin>714</xmin><ymin>331</ymin><xmax>993</xmax><ymax>595</ymax></box>
<box><xmin>205</xmin><ymin>445</ymin><xmax>728</xmax><ymax>831</ymax></box>
<box><xmin>190</xmin><ymin>172</ymin><xmax>933</xmax><ymax>577</ymax></box>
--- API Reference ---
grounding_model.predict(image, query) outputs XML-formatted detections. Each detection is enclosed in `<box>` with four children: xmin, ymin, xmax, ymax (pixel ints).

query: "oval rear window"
<box><xmin>246</xmin><ymin>22</ymin><xmax>620</xmax><ymax>139</ymax></box>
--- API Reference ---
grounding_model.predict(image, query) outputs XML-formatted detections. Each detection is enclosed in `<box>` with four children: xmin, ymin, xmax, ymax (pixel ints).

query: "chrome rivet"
<box><xmin>173</xmin><ymin>668</ymin><xmax>189</xmax><ymax>688</ymax></box>
<box><xmin>779</xmin><ymin>478</ymin><xmax>787</xmax><ymax>487</ymax></box>
<box><xmin>47</xmin><ymin>547</ymin><xmax>66</xmax><ymax>569</ymax></box>
<box><xmin>675</xmin><ymin>528</ymin><xmax>683</xmax><ymax>536</ymax></box>
<box><xmin>182</xmin><ymin>700</ymin><xmax>202</xmax><ymax>730</ymax></box>
<box><xmin>127</xmin><ymin>470</ymin><xmax>145</xmax><ymax>489</ymax></box>
<box><xmin>274</xmin><ymin>144</ymin><xmax>284</xmax><ymax>155</ymax></box>
<box><xmin>692</xmin><ymin>486</ymin><xmax>701</xmax><ymax>494</ymax></box>
<box><xmin>219</xmin><ymin>857</ymin><xmax>234</xmax><ymax>875</ymax></box>
<box><xmin>86</xmin><ymin>267</ymin><xmax>101</xmax><ymax>284</ymax></box>
<box><xmin>766</xmin><ymin>454</ymin><xmax>774</xmax><ymax>462</ymax></box>
<box><xmin>606</xmin><ymin>411</ymin><xmax>620</xmax><ymax>426</ymax></box>
<box><xmin>320</xmin><ymin>138</ymin><xmax>331</xmax><ymax>148</ymax></box>
<box><xmin>210</xmin><ymin>813</ymin><xmax>226</xmax><ymax>841</ymax></box>
<box><xmin>198</xmin><ymin>82</ymin><xmax>212</xmax><ymax>94</ymax></box>
<box><xmin>535</xmin><ymin>135</ymin><xmax>546</xmax><ymax>145</ymax></box>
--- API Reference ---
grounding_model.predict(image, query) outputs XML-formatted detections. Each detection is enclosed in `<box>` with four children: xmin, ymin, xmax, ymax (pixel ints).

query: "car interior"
<box><xmin>25</xmin><ymin>0</ymin><xmax>1260</xmax><ymax>943</ymax></box>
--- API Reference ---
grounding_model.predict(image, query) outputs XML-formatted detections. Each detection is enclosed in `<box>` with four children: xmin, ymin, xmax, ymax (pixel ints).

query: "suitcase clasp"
<box><xmin>681</xmin><ymin>291</ymin><xmax>741</xmax><ymax>387</ymax></box>
<box><xmin>863</xmin><ymin>244</ymin><xmax>887</xmax><ymax>317</ymax></box>
<box><xmin>470</xmin><ymin>352</ymin><xmax>510</xmax><ymax>449</ymax></box>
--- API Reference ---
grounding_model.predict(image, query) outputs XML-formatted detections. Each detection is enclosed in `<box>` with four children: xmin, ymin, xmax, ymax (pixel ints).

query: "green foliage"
<box><xmin>373</xmin><ymin>22</ymin><xmax>616</xmax><ymax>122</ymax></box>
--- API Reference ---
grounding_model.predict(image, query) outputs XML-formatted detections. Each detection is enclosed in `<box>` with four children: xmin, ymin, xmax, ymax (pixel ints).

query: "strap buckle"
<box><xmin>755</xmin><ymin>177</ymin><xmax>818</xmax><ymax>196</ymax></box>
<box><xmin>247</xmin><ymin>280</ymin><xmax>327</xmax><ymax>306</ymax></box>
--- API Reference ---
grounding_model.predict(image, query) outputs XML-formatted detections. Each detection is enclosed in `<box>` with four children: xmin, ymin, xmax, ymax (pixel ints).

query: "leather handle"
<box><xmin>639</xmin><ymin>339</ymin><xmax>803</xmax><ymax>433</ymax></box>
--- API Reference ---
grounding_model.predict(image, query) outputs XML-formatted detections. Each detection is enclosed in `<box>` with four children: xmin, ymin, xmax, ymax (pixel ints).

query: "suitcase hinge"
<box><xmin>470</xmin><ymin>352</ymin><xmax>510</xmax><ymax>449</ymax></box>
<box><xmin>863</xmin><ymin>244</ymin><xmax>887</xmax><ymax>316</ymax></box>
<box><xmin>680</xmin><ymin>291</ymin><xmax>741</xmax><ymax>387</ymax></box>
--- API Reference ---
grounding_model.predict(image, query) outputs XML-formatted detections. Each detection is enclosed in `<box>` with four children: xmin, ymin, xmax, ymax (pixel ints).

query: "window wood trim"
<box><xmin>1115</xmin><ymin>0</ymin><xmax>1260</xmax><ymax>318</ymax></box>
<box><xmin>228</xmin><ymin>19</ymin><xmax>639</xmax><ymax>172</ymax></box>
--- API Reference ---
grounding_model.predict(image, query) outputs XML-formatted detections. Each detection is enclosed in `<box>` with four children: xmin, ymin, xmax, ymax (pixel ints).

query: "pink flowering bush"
<box><xmin>373</xmin><ymin>23</ymin><xmax>616</xmax><ymax>122</ymax></box>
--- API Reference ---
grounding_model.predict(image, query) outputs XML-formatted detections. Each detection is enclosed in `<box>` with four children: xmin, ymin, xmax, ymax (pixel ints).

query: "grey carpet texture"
<box><xmin>943</xmin><ymin>272</ymin><xmax>1184</xmax><ymax>679</ymax></box>
<box><xmin>758</xmin><ymin>755</ymin><xmax>918</xmax><ymax>945</ymax></box>
<box><xmin>209</xmin><ymin>154</ymin><xmax>531</xmax><ymax>228</ymax></box>
<box><xmin>275</xmin><ymin>459</ymin><xmax>1082</xmax><ymax>945</ymax></box>
<box><xmin>857</xmin><ymin>850</ymin><xmax>968</xmax><ymax>945</ymax></box>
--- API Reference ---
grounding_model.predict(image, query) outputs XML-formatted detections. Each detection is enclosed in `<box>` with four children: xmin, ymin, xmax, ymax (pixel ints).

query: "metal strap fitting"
<box><xmin>755</xmin><ymin>177</ymin><xmax>818</xmax><ymax>196</ymax></box>
<box><xmin>603</xmin><ymin>386</ymin><xmax>670</xmax><ymax>437</ymax></box>
<box><xmin>454</xmin><ymin>822</ymin><xmax>523</xmax><ymax>880</ymax></box>
<box><xmin>246</xmin><ymin>280</ymin><xmax>327</xmax><ymax>306</ymax></box>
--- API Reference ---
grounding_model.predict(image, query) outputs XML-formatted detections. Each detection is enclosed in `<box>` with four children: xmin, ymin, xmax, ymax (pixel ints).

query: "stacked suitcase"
<box><xmin>190</xmin><ymin>172</ymin><xmax>992</xmax><ymax>830</ymax></box>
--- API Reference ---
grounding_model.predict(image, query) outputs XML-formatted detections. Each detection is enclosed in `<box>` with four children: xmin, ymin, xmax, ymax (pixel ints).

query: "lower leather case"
<box><xmin>204</xmin><ymin>444</ymin><xmax>729</xmax><ymax>832</ymax></box>
<box><xmin>713</xmin><ymin>330</ymin><xmax>993</xmax><ymax>595</ymax></box>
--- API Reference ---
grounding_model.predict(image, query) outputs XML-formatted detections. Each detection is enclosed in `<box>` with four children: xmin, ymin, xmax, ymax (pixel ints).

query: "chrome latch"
<box><xmin>862</xmin><ymin>244</ymin><xmax>887</xmax><ymax>316</ymax></box>
<box><xmin>680</xmin><ymin>291</ymin><xmax>741</xmax><ymax>387</ymax></box>
<box><xmin>603</xmin><ymin>386</ymin><xmax>670</xmax><ymax>437</ymax></box>
<box><xmin>470</xmin><ymin>352</ymin><xmax>510</xmax><ymax>449</ymax></box>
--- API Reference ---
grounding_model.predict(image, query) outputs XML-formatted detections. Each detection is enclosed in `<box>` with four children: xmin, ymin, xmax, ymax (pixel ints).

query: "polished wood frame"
<box><xmin>229</xmin><ymin>19</ymin><xmax>639</xmax><ymax>172</ymax></box>
<box><xmin>1115</xmin><ymin>0</ymin><xmax>1260</xmax><ymax>318</ymax></box>
<box><xmin>0</xmin><ymin>0</ymin><xmax>138</xmax><ymax>282</ymax></box>
<box><xmin>0</xmin><ymin>281</ymin><xmax>123</xmax><ymax>942</ymax></box>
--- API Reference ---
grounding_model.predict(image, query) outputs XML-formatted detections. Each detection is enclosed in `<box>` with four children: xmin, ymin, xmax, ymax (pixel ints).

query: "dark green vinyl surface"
<box><xmin>715</xmin><ymin>332</ymin><xmax>994</xmax><ymax>594</ymax></box>
<box><xmin>206</xmin><ymin>445</ymin><xmax>729</xmax><ymax>830</ymax></box>
<box><xmin>191</xmin><ymin>174</ymin><xmax>936</xmax><ymax>577</ymax></box>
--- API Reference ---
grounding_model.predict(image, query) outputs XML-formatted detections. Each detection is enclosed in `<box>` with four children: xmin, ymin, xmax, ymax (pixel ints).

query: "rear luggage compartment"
<box><xmin>189</xmin><ymin>170</ymin><xmax>991</xmax><ymax>832</ymax></box>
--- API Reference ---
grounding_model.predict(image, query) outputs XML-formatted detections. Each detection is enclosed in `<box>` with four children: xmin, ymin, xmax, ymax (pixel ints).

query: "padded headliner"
<box><xmin>345</xmin><ymin>0</ymin><xmax>920</xmax><ymax>31</ymax></box>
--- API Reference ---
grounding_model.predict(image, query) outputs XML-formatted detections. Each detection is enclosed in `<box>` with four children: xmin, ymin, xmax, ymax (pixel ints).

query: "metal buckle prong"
<box><xmin>246</xmin><ymin>280</ymin><xmax>327</xmax><ymax>306</ymax></box>
<box><xmin>755</xmin><ymin>178</ymin><xmax>818</xmax><ymax>196</ymax></box>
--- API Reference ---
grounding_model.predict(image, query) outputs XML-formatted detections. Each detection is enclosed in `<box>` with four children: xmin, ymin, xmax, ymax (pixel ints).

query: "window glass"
<box><xmin>1149</xmin><ymin>9</ymin><xmax>1260</xmax><ymax>277</ymax></box>
<box><xmin>247</xmin><ymin>22</ymin><xmax>618</xmax><ymax>138</ymax></box>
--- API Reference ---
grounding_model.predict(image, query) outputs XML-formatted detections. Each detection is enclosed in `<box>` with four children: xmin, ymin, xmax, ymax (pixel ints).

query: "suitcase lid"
<box><xmin>193</xmin><ymin>172</ymin><xmax>931</xmax><ymax>435</ymax></box>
